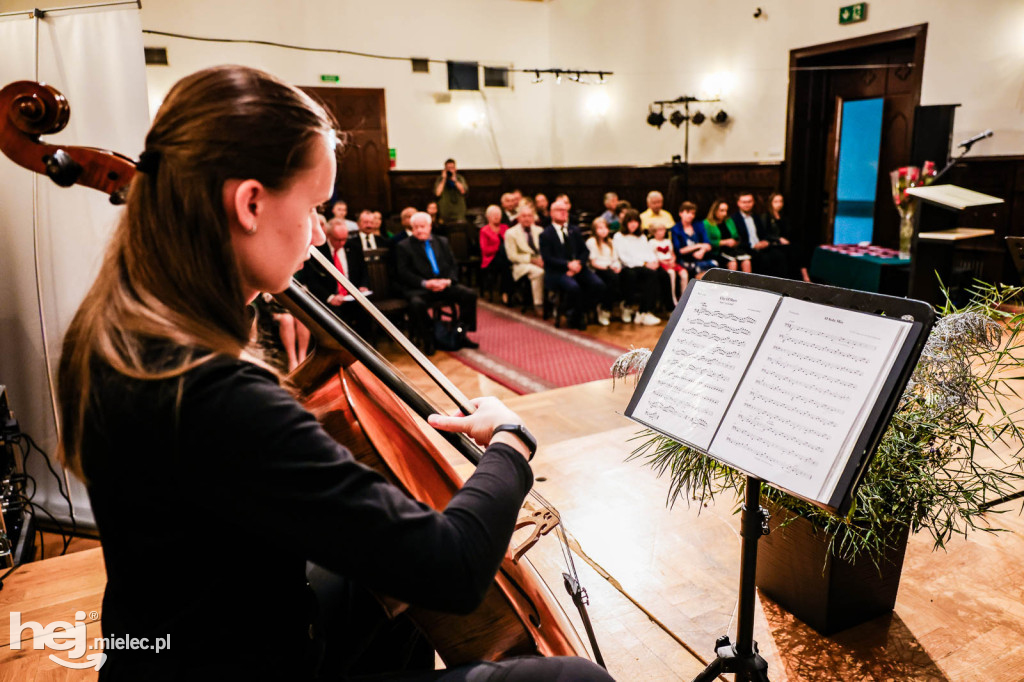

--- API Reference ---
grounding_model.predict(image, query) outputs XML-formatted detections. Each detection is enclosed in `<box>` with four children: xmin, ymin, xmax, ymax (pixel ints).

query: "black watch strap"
<box><xmin>491</xmin><ymin>423</ymin><xmax>538</xmax><ymax>461</ymax></box>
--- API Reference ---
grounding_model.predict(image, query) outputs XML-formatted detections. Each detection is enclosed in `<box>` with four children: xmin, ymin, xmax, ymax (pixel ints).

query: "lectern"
<box><xmin>906</xmin><ymin>184</ymin><xmax>1003</xmax><ymax>305</ymax></box>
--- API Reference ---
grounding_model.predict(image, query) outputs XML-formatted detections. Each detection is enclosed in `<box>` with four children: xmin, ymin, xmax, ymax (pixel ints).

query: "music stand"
<box><xmin>626</xmin><ymin>270</ymin><xmax>934</xmax><ymax>681</ymax></box>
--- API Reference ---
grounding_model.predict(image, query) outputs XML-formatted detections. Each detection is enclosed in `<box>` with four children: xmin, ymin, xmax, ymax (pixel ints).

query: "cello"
<box><xmin>0</xmin><ymin>79</ymin><xmax>604</xmax><ymax>668</ymax></box>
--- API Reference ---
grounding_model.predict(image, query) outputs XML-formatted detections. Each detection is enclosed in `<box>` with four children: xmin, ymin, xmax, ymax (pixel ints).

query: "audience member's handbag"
<box><xmin>433</xmin><ymin>319</ymin><xmax>464</xmax><ymax>351</ymax></box>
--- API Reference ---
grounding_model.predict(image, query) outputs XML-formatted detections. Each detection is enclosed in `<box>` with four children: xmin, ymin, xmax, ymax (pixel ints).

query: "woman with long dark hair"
<box><xmin>56</xmin><ymin>65</ymin><xmax>611</xmax><ymax>682</ymax></box>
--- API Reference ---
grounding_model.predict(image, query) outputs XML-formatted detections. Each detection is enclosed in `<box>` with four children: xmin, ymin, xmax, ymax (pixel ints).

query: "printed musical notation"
<box><xmin>629</xmin><ymin>280</ymin><xmax>780</xmax><ymax>451</ymax></box>
<box><xmin>712</xmin><ymin>296</ymin><xmax>911</xmax><ymax>501</ymax></box>
<box><xmin>627</xmin><ymin>280</ymin><xmax>912</xmax><ymax>504</ymax></box>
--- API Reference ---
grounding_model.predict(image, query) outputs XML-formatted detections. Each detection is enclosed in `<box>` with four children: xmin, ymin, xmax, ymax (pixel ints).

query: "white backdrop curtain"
<box><xmin>0</xmin><ymin>4</ymin><xmax>149</xmax><ymax>529</ymax></box>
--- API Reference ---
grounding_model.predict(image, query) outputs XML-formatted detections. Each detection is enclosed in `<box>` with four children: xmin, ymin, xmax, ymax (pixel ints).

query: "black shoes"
<box><xmin>459</xmin><ymin>335</ymin><xmax>479</xmax><ymax>349</ymax></box>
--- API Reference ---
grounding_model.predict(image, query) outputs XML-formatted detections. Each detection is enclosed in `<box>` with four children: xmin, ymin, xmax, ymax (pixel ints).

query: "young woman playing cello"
<box><xmin>55</xmin><ymin>65</ymin><xmax>611</xmax><ymax>682</ymax></box>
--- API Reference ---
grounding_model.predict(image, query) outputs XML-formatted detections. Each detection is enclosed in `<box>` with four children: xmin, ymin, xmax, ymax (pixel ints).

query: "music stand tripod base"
<box><xmin>691</xmin><ymin>477</ymin><xmax>771</xmax><ymax>682</ymax></box>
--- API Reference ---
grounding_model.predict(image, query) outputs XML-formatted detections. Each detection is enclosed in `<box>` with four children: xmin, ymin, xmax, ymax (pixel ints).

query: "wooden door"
<box><xmin>302</xmin><ymin>86</ymin><xmax>391</xmax><ymax>214</ymax></box>
<box><xmin>785</xmin><ymin>25</ymin><xmax>926</xmax><ymax>255</ymax></box>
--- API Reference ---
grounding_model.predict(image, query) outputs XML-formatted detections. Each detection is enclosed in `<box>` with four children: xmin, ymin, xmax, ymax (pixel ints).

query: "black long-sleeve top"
<box><xmin>82</xmin><ymin>354</ymin><xmax>533</xmax><ymax>680</ymax></box>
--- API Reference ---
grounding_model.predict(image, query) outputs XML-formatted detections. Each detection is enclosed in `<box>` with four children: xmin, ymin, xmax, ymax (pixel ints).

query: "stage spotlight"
<box><xmin>691</xmin><ymin>111</ymin><xmax>706</xmax><ymax>125</ymax></box>
<box><xmin>556</xmin><ymin>71</ymin><xmax>562</xmax><ymax>84</ymax></box>
<box><xmin>669</xmin><ymin>110</ymin><xmax>687</xmax><ymax>128</ymax></box>
<box><xmin>532</xmin><ymin>70</ymin><xmax>543</xmax><ymax>84</ymax></box>
<box><xmin>712</xmin><ymin>110</ymin><xmax>729</xmax><ymax>124</ymax></box>
<box><xmin>647</xmin><ymin>106</ymin><xmax>666</xmax><ymax>129</ymax></box>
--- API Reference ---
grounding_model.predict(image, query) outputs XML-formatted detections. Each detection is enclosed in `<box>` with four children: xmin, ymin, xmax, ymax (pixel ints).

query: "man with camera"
<box><xmin>433</xmin><ymin>158</ymin><xmax>469</xmax><ymax>225</ymax></box>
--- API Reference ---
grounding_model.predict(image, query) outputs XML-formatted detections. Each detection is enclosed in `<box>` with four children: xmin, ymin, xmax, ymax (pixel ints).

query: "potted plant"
<box><xmin>612</xmin><ymin>282</ymin><xmax>1024</xmax><ymax>634</ymax></box>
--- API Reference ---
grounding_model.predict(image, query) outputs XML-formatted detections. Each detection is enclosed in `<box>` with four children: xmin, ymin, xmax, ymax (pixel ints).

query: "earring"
<box><xmin>245</xmin><ymin>222</ymin><xmax>257</xmax><ymax>235</ymax></box>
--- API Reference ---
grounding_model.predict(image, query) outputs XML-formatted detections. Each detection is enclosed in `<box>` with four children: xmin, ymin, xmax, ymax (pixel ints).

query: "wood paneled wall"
<box><xmin>390</xmin><ymin>163</ymin><xmax>784</xmax><ymax>222</ymax></box>
<box><xmin>390</xmin><ymin>157</ymin><xmax>1024</xmax><ymax>284</ymax></box>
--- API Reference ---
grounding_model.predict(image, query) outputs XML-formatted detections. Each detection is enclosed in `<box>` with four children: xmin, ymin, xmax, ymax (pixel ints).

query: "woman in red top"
<box><xmin>479</xmin><ymin>204</ymin><xmax>511</xmax><ymax>302</ymax></box>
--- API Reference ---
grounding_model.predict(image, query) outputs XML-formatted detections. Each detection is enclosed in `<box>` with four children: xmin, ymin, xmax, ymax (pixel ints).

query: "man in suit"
<box><xmin>298</xmin><ymin>218</ymin><xmax>368</xmax><ymax>305</ymax></box>
<box><xmin>356</xmin><ymin>210</ymin><xmax>382</xmax><ymax>251</ymax></box>
<box><xmin>503</xmin><ymin>202</ymin><xmax>545</xmax><ymax>314</ymax></box>
<box><xmin>395</xmin><ymin>212</ymin><xmax>478</xmax><ymax>355</ymax></box>
<box><xmin>733</xmin><ymin>193</ymin><xmax>787</xmax><ymax>277</ymax></box>
<box><xmin>390</xmin><ymin>206</ymin><xmax>417</xmax><ymax>247</ymax></box>
<box><xmin>539</xmin><ymin>198</ymin><xmax>605</xmax><ymax>330</ymax></box>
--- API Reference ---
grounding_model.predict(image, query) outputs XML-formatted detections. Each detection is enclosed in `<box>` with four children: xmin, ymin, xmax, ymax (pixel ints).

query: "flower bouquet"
<box><xmin>891</xmin><ymin>161</ymin><xmax>938</xmax><ymax>258</ymax></box>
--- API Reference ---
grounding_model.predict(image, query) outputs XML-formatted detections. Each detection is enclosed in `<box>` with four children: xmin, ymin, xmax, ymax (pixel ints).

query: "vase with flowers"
<box><xmin>891</xmin><ymin>161</ymin><xmax>938</xmax><ymax>258</ymax></box>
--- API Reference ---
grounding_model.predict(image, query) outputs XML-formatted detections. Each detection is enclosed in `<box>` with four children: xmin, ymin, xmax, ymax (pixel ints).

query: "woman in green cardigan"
<box><xmin>700</xmin><ymin>198</ymin><xmax>752</xmax><ymax>273</ymax></box>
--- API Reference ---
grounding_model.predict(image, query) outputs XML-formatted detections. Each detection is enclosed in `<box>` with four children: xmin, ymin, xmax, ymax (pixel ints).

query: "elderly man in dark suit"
<box><xmin>539</xmin><ymin>198</ymin><xmax>605</xmax><ymax>330</ymax></box>
<box><xmin>732</xmin><ymin>192</ymin><xmax>788</xmax><ymax>277</ymax></box>
<box><xmin>395</xmin><ymin>211</ymin><xmax>478</xmax><ymax>355</ymax></box>
<box><xmin>298</xmin><ymin>218</ymin><xmax>369</xmax><ymax>305</ymax></box>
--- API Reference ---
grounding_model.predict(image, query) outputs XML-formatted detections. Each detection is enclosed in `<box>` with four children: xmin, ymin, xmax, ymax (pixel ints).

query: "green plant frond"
<box><xmin>623</xmin><ymin>283</ymin><xmax>1024</xmax><ymax>565</ymax></box>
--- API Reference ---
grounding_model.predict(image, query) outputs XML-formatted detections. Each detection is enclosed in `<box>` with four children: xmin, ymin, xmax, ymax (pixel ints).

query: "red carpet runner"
<box><xmin>450</xmin><ymin>301</ymin><xmax>627</xmax><ymax>394</ymax></box>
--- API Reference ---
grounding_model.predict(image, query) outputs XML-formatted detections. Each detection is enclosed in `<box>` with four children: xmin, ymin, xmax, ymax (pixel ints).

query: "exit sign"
<box><xmin>320</xmin><ymin>74</ymin><xmax>340</xmax><ymax>83</ymax></box>
<box><xmin>839</xmin><ymin>3</ymin><xmax>867</xmax><ymax>24</ymax></box>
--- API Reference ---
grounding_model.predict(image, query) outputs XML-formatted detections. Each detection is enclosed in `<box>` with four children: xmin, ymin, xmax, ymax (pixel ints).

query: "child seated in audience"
<box><xmin>612</xmin><ymin>210</ymin><xmax>661</xmax><ymax>326</ymax></box>
<box><xmin>585</xmin><ymin>217</ymin><xmax>623</xmax><ymax>326</ymax></box>
<box><xmin>672</xmin><ymin>200</ymin><xmax>718</xmax><ymax>281</ymax></box>
<box><xmin>650</xmin><ymin>224</ymin><xmax>686</xmax><ymax>306</ymax></box>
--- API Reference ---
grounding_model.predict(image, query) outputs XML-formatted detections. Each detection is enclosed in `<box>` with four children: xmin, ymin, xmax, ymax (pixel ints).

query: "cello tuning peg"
<box><xmin>41</xmin><ymin>149</ymin><xmax>82</xmax><ymax>187</ymax></box>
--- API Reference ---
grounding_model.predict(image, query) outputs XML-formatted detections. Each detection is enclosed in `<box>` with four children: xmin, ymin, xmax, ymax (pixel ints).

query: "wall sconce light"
<box><xmin>712</xmin><ymin>110</ymin><xmax>729</xmax><ymax>124</ymax></box>
<box><xmin>691</xmin><ymin>111</ymin><xmax>706</xmax><ymax>125</ymax></box>
<box><xmin>647</xmin><ymin>105</ymin><xmax>666</xmax><ymax>128</ymax></box>
<box><xmin>669</xmin><ymin>110</ymin><xmax>687</xmax><ymax>128</ymax></box>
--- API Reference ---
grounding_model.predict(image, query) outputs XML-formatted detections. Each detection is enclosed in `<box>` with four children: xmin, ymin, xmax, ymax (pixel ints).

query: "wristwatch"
<box><xmin>491</xmin><ymin>424</ymin><xmax>538</xmax><ymax>461</ymax></box>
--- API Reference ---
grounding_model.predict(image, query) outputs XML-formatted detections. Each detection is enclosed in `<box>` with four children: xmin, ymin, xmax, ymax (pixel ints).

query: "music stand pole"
<box><xmin>692</xmin><ymin>476</ymin><xmax>770</xmax><ymax>682</ymax></box>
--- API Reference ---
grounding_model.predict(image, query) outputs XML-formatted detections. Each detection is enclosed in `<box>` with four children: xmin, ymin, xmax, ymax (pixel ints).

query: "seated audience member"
<box><xmin>600</xmin><ymin>192</ymin><xmax>621</xmax><ymax>232</ymax></box>
<box><xmin>499</xmin><ymin>193</ymin><xmax>519</xmax><ymax>226</ymax></box>
<box><xmin>504</xmin><ymin>203</ymin><xmax>546</xmax><ymax>315</ymax></box>
<box><xmin>395</xmin><ymin>212</ymin><xmax>479</xmax><ymax>355</ymax></box>
<box><xmin>585</xmin><ymin>217</ymin><xmax>623</xmax><ymax>326</ymax></box>
<box><xmin>613</xmin><ymin>210</ymin><xmax>661</xmax><ymax>326</ymax></box>
<box><xmin>702</xmin><ymin>198</ymin><xmax>750</xmax><ymax>273</ymax></box>
<box><xmin>540</xmin><ymin>198</ymin><xmax>606</xmax><ymax>330</ymax></box>
<box><xmin>764</xmin><ymin>192</ymin><xmax>805</xmax><ymax>281</ymax></box>
<box><xmin>480</xmin><ymin>205</ymin><xmax>512</xmax><ymax>300</ymax></box>
<box><xmin>510</xmin><ymin>188</ymin><xmax>524</xmax><ymax>212</ymax></box>
<box><xmin>298</xmin><ymin>218</ymin><xmax>368</xmax><ymax>305</ymax></box>
<box><xmin>672</xmin><ymin>201</ymin><xmax>718</xmax><ymax>280</ymax></box>
<box><xmin>372</xmin><ymin>211</ymin><xmax>384</xmax><ymax>235</ymax></box>
<box><xmin>733</xmin><ymin>192</ymin><xmax>786</xmax><ymax>277</ymax></box>
<box><xmin>425</xmin><ymin>200</ymin><xmax>440</xmax><ymax>225</ymax></box>
<box><xmin>640</xmin><ymin>191</ymin><xmax>676</xmax><ymax>235</ymax></box>
<box><xmin>534</xmin><ymin>193</ymin><xmax>552</xmax><ymax>226</ymax></box>
<box><xmin>355</xmin><ymin>210</ymin><xmax>382</xmax><ymax>251</ymax></box>
<box><xmin>331</xmin><ymin>199</ymin><xmax>359</xmax><ymax>234</ymax></box>
<box><xmin>650</xmin><ymin>224</ymin><xmax>686</xmax><ymax>306</ymax></box>
<box><xmin>391</xmin><ymin>206</ymin><xmax>417</xmax><ymax>246</ymax></box>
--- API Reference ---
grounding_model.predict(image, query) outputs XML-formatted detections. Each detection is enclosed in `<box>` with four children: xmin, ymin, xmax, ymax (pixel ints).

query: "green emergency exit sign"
<box><xmin>839</xmin><ymin>3</ymin><xmax>867</xmax><ymax>25</ymax></box>
<box><xmin>320</xmin><ymin>74</ymin><xmax>340</xmax><ymax>83</ymax></box>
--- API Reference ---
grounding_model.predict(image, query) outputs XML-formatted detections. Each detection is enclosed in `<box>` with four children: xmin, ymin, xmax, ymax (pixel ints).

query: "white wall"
<box><xmin>548</xmin><ymin>0</ymin><xmax>1024</xmax><ymax>167</ymax></box>
<box><xmin>139</xmin><ymin>0</ymin><xmax>554</xmax><ymax>170</ymax></box>
<box><xmin>3</xmin><ymin>0</ymin><xmax>1021</xmax><ymax>169</ymax></box>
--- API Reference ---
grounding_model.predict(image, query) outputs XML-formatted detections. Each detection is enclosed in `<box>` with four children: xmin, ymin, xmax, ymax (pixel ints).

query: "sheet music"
<box><xmin>630</xmin><ymin>281</ymin><xmax>780</xmax><ymax>450</ymax></box>
<box><xmin>710</xmin><ymin>298</ymin><xmax>911</xmax><ymax>501</ymax></box>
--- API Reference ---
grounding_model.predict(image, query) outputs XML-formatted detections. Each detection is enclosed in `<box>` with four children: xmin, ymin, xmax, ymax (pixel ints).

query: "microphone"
<box><xmin>958</xmin><ymin>129</ymin><xmax>993</xmax><ymax>149</ymax></box>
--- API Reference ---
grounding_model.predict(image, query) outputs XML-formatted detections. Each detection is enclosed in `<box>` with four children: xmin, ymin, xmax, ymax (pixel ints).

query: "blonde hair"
<box><xmin>57</xmin><ymin>65</ymin><xmax>336</xmax><ymax>479</ymax></box>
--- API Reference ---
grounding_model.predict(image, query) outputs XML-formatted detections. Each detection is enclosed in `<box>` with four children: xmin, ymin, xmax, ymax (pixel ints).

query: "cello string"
<box><xmin>307</xmin><ymin>245</ymin><xmax>610</xmax><ymax>641</ymax></box>
<box><xmin>308</xmin><ymin>247</ymin><xmax>476</xmax><ymax>416</ymax></box>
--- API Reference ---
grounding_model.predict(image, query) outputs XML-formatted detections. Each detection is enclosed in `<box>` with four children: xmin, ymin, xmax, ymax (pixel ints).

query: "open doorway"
<box><xmin>784</xmin><ymin>25</ymin><xmax>927</xmax><ymax>265</ymax></box>
<box><xmin>832</xmin><ymin>97</ymin><xmax>884</xmax><ymax>244</ymax></box>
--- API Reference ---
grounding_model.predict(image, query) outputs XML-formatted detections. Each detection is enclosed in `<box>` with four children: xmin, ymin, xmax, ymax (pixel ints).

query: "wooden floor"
<box><xmin>5</xmin><ymin>313</ymin><xmax>1024</xmax><ymax>680</ymax></box>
